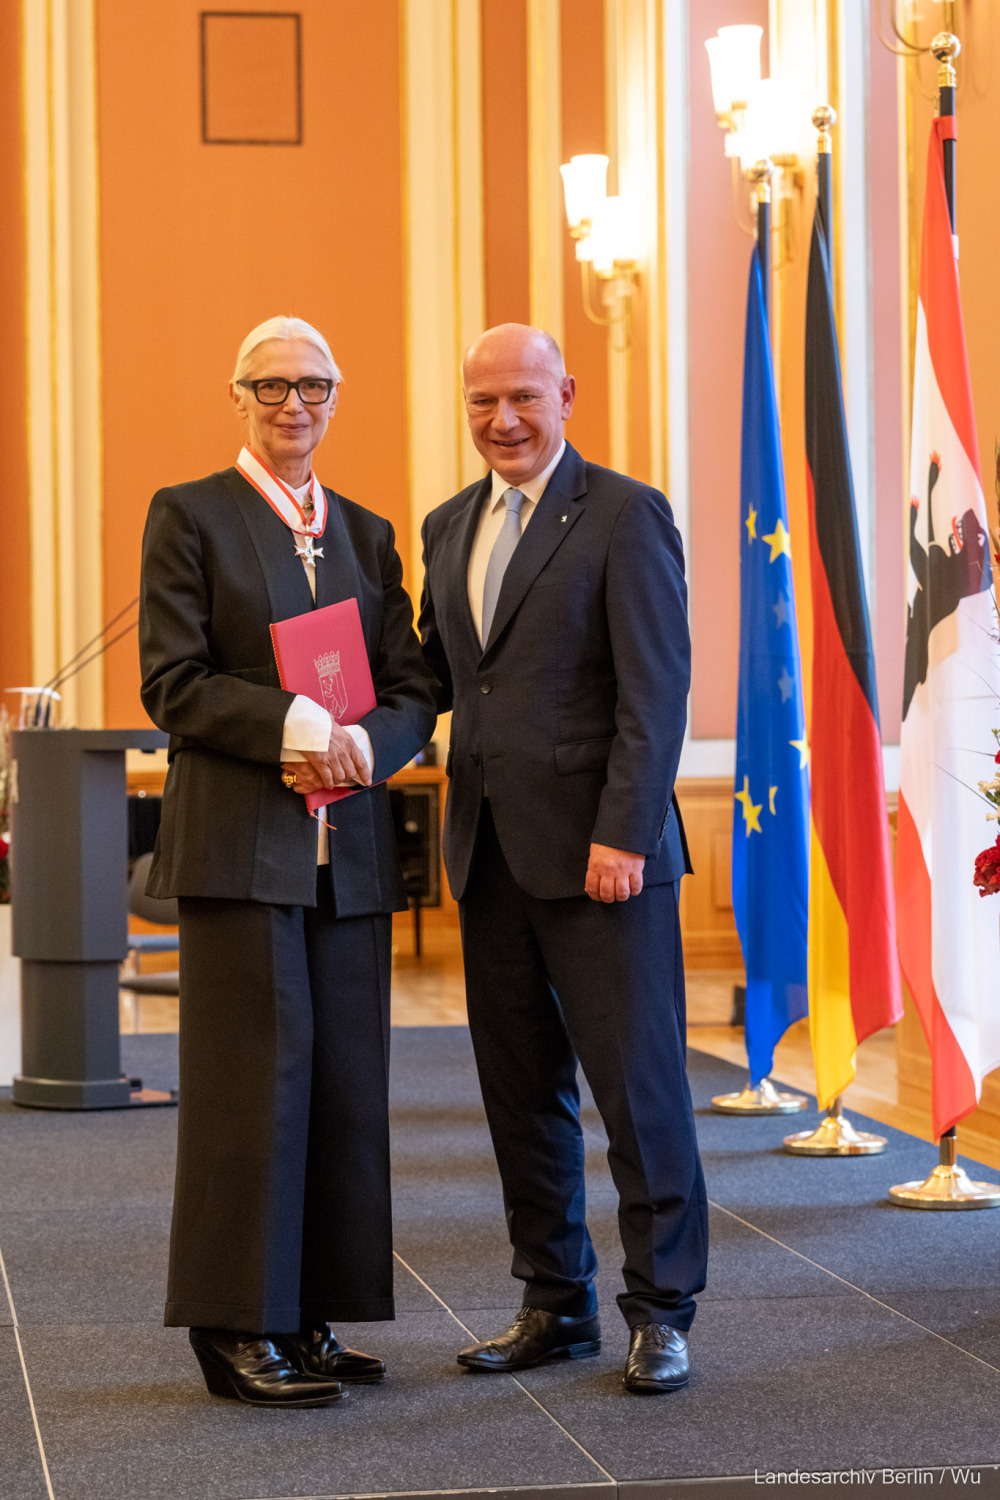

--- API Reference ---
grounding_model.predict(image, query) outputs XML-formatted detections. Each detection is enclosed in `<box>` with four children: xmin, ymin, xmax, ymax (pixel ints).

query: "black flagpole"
<box><xmin>751</xmin><ymin>160</ymin><xmax>772</xmax><ymax>322</ymax></box>
<box><xmin>811</xmin><ymin>105</ymin><xmax>836</xmax><ymax>255</ymax></box>
<box><xmin>934</xmin><ymin>32</ymin><xmax>959</xmax><ymax>233</ymax></box>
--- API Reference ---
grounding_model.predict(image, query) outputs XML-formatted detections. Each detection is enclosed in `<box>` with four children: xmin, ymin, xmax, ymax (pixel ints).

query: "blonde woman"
<box><xmin>139</xmin><ymin>317</ymin><xmax>435</xmax><ymax>1406</ymax></box>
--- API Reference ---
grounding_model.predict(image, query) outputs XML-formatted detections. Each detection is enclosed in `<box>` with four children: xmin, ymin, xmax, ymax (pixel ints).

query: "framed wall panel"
<box><xmin>201</xmin><ymin>11</ymin><xmax>302</xmax><ymax>145</ymax></box>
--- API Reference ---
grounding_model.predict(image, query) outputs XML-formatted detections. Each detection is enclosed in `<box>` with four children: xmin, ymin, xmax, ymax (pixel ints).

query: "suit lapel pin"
<box><xmin>561</xmin><ymin>514</ymin><xmax>568</xmax><ymax>522</ymax></box>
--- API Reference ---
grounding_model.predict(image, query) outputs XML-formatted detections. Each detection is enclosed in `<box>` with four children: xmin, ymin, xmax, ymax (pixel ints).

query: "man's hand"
<box><xmin>282</xmin><ymin>724</ymin><xmax>372</xmax><ymax>795</ymax></box>
<box><xmin>585</xmin><ymin>844</ymin><xmax>645</xmax><ymax>903</ymax></box>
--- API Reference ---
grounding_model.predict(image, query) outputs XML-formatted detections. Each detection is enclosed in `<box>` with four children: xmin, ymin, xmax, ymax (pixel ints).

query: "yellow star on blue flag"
<box><xmin>762</xmin><ymin>517</ymin><xmax>792</xmax><ymax>562</ymax></box>
<box><xmin>734</xmin><ymin>776</ymin><xmax>762</xmax><ymax>836</ymax></box>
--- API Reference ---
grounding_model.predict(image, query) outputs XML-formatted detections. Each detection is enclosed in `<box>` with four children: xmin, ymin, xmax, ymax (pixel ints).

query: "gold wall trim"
<box><xmin>452</xmin><ymin>0</ymin><xmax>486</xmax><ymax>490</ymax></box>
<box><xmin>647</xmin><ymin>0</ymin><xmax>668</xmax><ymax>497</ymax></box>
<box><xmin>527</xmin><ymin>0</ymin><xmax>564</xmax><ymax>349</ymax></box>
<box><xmin>603</xmin><ymin>0</ymin><xmax>671</xmax><ymax>487</ymax></box>
<box><xmin>401</xmin><ymin>0</ymin><xmax>485</xmax><ymax>589</ymax></box>
<box><xmin>604</xmin><ymin>0</ymin><xmax>628</xmax><ymax>474</ymax></box>
<box><xmin>22</xmin><ymin>0</ymin><xmax>104</xmax><ymax>728</ymax></box>
<box><xmin>663</xmin><ymin>0</ymin><xmax>689</xmax><ymax>544</ymax></box>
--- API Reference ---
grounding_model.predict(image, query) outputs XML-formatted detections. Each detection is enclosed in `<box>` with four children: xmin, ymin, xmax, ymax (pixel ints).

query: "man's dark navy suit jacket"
<box><xmin>419</xmin><ymin>442</ymin><xmax>693</xmax><ymax>903</ymax></box>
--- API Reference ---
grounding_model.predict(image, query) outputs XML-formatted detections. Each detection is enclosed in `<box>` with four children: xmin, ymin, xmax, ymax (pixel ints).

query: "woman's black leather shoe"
<box><xmin>280</xmin><ymin>1326</ymin><xmax>386</xmax><ymax>1383</ymax></box>
<box><xmin>189</xmin><ymin>1328</ymin><xmax>346</xmax><ymax>1406</ymax></box>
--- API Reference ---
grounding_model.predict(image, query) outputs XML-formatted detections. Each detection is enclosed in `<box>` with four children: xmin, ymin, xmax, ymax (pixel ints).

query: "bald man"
<box><xmin>418</xmin><ymin>324</ymin><xmax>707</xmax><ymax>1394</ymax></box>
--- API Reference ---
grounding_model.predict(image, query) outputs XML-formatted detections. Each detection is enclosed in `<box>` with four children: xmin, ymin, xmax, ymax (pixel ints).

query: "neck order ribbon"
<box><xmin>236</xmin><ymin>445</ymin><xmax>327</xmax><ymax>537</ymax></box>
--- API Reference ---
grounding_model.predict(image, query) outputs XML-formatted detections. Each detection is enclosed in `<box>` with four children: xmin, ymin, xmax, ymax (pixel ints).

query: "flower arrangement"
<box><xmin>974</xmin><ymin>451</ymin><xmax>1000</xmax><ymax>898</ymax></box>
<box><xmin>0</xmin><ymin>706</ymin><xmax>10</xmax><ymax>904</ymax></box>
<box><xmin>973</xmin><ymin>730</ymin><xmax>1000</xmax><ymax>898</ymax></box>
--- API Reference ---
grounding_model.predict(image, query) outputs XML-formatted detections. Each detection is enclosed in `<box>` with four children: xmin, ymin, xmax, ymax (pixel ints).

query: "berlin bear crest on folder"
<box><xmin>314</xmin><ymin>650</ymin><xmax>348</xmax><ymax>721</ymax></box>
<box><xmin>270</xmin><ymin>598</ymin><xmax>377</xmax><ymax>812</ymax></box>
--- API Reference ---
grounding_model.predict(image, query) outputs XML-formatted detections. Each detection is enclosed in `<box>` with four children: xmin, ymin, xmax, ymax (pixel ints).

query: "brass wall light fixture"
<box><xmin>705</xmin><ymin>28</ymin><xmax>806</xmax><ymax>278</ymax></box>
<box><xmin>559</xmin><ymin>154</ymin><xmax>641</xmax><ymax>353</ymax></box>
<box><xmin>705</xmin><ymin>24</ymin><xmax>764</xmax><ymax>159</ymax></box>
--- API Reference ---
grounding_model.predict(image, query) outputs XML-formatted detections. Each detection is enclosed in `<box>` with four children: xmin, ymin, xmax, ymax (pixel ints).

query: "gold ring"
<box><xmin>281</xmin><ymin>771</ymin><xmax>298</xmax><ymax>788</ymax></box>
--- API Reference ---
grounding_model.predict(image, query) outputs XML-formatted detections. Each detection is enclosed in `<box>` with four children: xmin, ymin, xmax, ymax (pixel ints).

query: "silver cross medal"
<box><xmin>295</xmin><ymin>532</ymin><xmax>324</xmax><ymax>564</ymax></box>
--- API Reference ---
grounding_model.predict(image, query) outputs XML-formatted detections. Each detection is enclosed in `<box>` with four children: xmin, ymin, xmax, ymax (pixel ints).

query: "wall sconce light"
<box><xmin>705</xmin><ymin>25</ymin><xmax>763</xmax><ymax>151</ymax></box>
<box><xmin>559</xmin><ymin>154</ymin><xmax>609</xmax><ymax>256</ymax></box>
<box><xmin>559</xmin><ymin>158</ymin><xmax>641</xmax><ymax>352</ymax></box>
<box><xmin>738</xmin><ymin>78</ymin><xmax>801</xmax><ymax>173</ymax></box>
<box><xmin>588</xmin><ymin>195</ymin><xmax>641</xmax><ymax>276</ymax></box>
<box><xmin>705</xmin><ymin>28</ymin><xmax>805</xmax><ymax>280</ymax></box>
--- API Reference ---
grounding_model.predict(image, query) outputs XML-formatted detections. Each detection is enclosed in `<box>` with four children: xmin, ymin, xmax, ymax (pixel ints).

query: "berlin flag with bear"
<box><xmin>896</xmin><ymin>115</ymin><xmax>1000</xmax><ymax>1139</ymax></box>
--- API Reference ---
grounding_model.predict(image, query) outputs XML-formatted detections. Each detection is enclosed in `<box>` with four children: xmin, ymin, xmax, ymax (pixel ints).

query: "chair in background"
<box><xmin>120</xmin><ymin>853</ymin><xmax>179</xmax><ymax>1025</ymax></box>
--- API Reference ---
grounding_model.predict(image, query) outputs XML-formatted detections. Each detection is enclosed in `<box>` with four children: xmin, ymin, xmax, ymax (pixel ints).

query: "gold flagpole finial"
<box><xmin>931</xmin><ymin>32</ymin><xmax>960</xmax><ymax>89</ymax></box>
<box><xmin>749</xmin><ymin>158</ymin><xmax>773</xmax><ymax>205</ymax></box>
<box><xmin>811</xmin><ymin>104</ymin><xmax>837</xmax><ymax>155</ymax></box>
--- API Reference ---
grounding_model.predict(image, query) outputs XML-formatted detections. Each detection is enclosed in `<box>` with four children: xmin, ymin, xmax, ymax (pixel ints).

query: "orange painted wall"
<box><xmin>0</xmin><ymin>3</ymin><xmax>32</xmax><ymax>700</ymax></box>
<box><xmin>559</xmin><ymin>0</ymin><xmax>609</xmax><ymax>469</ymax></box>
<box><xmin>95</xmin><ymin>0</ymin><xmax>409</xmax><ymax>728</ymax></box>
<box><xmin>480</xmin><ymin>0</ymin><xmax>530</xmax><ymax>329</ymax></box>
<box><xmin>687</xmin><ymin>0</ymin><xmax>769</xmax><ymax>739</ymax></box>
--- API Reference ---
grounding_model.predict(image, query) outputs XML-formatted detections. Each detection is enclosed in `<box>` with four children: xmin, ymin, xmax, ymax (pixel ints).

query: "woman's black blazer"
<box><xmin>139</xmin><ymin>466</ymin><xmax>436</xmax><ymax>916</ymax></box>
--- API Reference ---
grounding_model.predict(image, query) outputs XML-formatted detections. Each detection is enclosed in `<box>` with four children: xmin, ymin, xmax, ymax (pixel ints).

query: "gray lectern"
<box><xmin>11</xmin><ymin>728</ymin><xmax>175</xmax><ymax>1110</ymax></box>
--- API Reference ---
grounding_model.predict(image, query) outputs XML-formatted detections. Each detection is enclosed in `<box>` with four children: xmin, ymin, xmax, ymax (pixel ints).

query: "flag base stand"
<box><xmin>783</xmin><ymin>1097</ymin><xmax>886</xmax><ymax>1155</ymax></box>
<box><xmin>711</xmin><ymin>1076</ymin><xmax>808</xmax><ymax>1115</ymax></box>
<box><xmin>889</xmin><ymin>1131</ymin><xmax>1000</xmax><ymax>1210</ymax></box>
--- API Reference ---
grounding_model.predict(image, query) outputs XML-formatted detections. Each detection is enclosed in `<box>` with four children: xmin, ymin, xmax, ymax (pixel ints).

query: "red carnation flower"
<box><xmin>973</xmin><ymin>835</ymin><xmax>1000</xmax><ymax>898</ymax></box>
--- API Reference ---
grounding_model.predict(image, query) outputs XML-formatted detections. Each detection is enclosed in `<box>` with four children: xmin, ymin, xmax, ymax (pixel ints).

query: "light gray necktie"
<box><xmin>480</xmin><ymin>488</ymin><xmax>525</xmax><ymax>644</ymax></box>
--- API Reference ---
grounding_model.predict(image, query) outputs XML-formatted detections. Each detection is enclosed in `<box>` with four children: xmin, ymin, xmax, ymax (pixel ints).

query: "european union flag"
<box><xmin>732</xmin><ymin>247</ymin><xmax>810</xmax><ymax>1085</ymax></box>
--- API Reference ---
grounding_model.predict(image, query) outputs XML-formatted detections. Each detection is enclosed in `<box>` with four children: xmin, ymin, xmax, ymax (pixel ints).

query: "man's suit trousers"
<box><xmin>165</xmin><ymin>883</ymin><xmax>394</xmax><ymax>1333</ymax></box>
<box><xmin>460</xmin><ymin>803</ymin><xmax>708</xmax><ymax>1331</ymax></box>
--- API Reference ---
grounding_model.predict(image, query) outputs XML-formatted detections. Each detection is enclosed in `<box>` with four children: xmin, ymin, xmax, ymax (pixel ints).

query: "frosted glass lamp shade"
<box><xmin>705</xmin><ymin>25</ymin><xmax>763</xmax><ymax>117</ymax></box>
<box><xmin>741</xmin><ymin>77</ymin><xmax>801</xmax><ymax>168</ymax></box>
<box><xmin>589</xmin><ymin>196</ymin><xmax>641</xmax><ymax>275</ymax></box>
<box><xmin>559</xmin><ymin>155</ymin><xmax>609</xmax><ymax>233</ymax></box>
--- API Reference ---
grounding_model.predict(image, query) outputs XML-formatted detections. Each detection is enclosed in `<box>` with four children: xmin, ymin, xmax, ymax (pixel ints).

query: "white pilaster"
<box><xmin>22</xmin><ymin>0</ymin><xmax>104</xmax><ymax>728</ymax></box>
<box><xmin>527</xmin><ymin>0</ymin><xmax>564</xmax><ymax>352</ymax></box>
<box><xmin>401</xmin><ymin>0</ymin><xmax>486</xmax><ymax>586</ymax></box>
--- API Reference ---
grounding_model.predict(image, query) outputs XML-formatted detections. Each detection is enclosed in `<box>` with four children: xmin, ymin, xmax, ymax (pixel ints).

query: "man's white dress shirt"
<box><xmin>467</xmin><ymin>441</ymin><xmax>565</xmax><ymax>645</ymax></box>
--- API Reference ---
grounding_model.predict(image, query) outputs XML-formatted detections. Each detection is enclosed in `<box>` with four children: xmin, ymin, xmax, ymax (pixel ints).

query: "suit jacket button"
<box><xmin>471</xmin><ymin>753</ymin><xmax>480</xmax><ymax>765</ymax></box>
<box><xmin>480</xmin><ymin>683</ymin><xmax>492</xmax><ymax>695</ymax></box>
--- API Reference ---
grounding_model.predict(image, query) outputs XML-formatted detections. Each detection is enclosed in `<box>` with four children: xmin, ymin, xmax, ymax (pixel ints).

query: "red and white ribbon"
<box><xmin>236</xmin><ymin>446</ymin><xmax>327</xmax><ymax>538</ymax></box>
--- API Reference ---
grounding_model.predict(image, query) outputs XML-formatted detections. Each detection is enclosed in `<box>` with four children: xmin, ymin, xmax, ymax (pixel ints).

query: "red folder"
<box><xmin>270</xmin><ymin>597</ymin><xmax>376</xmax><ymax>811</ymax></box>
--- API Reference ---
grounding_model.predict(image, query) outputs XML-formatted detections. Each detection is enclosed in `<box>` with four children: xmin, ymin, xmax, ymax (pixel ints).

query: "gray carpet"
<box><xmin>2</xmin><ymin>1027</ymin><xmax>1000</xmax><ymax>1500</ymax></box>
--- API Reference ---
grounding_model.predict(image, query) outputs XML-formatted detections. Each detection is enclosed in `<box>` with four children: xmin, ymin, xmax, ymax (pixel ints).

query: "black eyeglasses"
<box><xmin>238</xmin><ymin>377</ymin><xmax>335</xmax><ymax>405</ymax></box>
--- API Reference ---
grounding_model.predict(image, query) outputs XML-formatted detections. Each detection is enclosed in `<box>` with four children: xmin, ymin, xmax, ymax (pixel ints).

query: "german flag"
<box><xmin>804</xmin><ymin>202</ymin><xmax>902</xmax><ymax>1108</ymax></box>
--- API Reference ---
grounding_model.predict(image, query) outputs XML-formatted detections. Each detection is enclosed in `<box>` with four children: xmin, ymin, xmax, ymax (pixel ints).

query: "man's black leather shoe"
<box><xmin>623</xmin><ymin>1323</ymin><xmax>689</xmax><ymax>1393</ymax></box>
<box><xmin>280</xmin><ymin>1326</ymin><xmax>386</xmax><ymax>1384</ymax></box>
<box><xmin>457</xmin><ymin>1307</ymin><xmax>601</xmax><ymax>1372</ymax></box>
<box><xmin>189</xmin><ymin>1328</ymin><xmax>345</xmax><ymax>1406</ymax></box>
